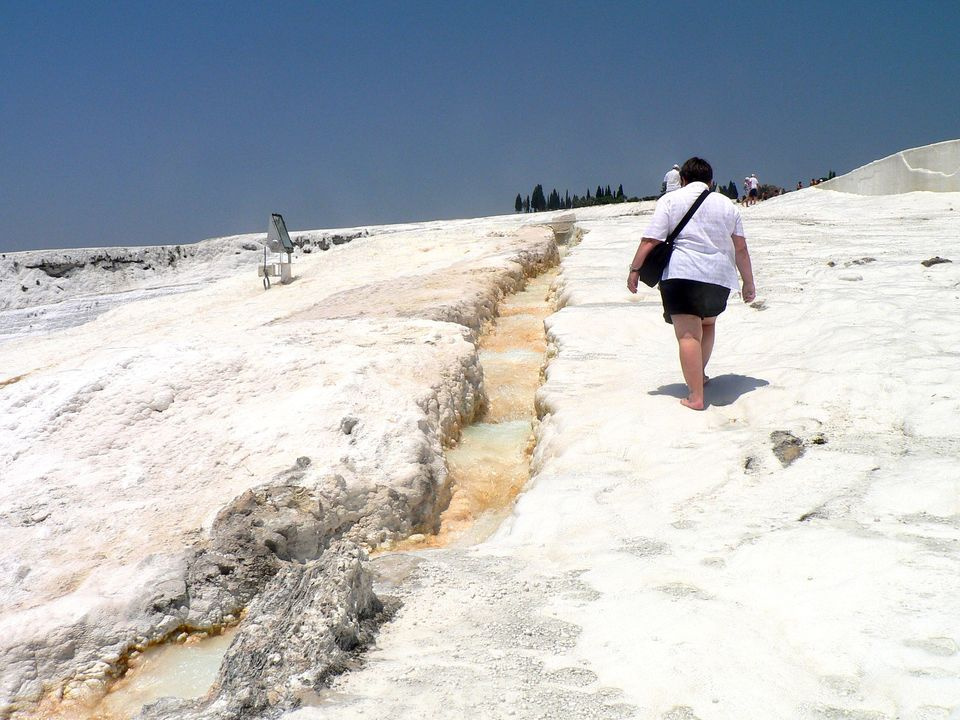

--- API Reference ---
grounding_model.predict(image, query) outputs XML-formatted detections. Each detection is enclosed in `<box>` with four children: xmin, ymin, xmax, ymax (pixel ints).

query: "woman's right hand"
<box><xmin>742</xmin><ymin>281</ymin><xmax>756</xmax><ymax>303</ymax></box>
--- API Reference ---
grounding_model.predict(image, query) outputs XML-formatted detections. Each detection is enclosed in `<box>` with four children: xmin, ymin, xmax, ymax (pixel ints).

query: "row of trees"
<box><xmin>514</xmin><ymin>184</ymin><xmax>648</xmax><ymax>213</ymax></box>
<box><xmin>516</xmin><ymin>178</ymin><xmax>797</xmax><ymax>212</ymax></box>
<box><xmin>716</xmin><ymin>181</ymin><xmax>740</xmax><ymax>200</ymax></box>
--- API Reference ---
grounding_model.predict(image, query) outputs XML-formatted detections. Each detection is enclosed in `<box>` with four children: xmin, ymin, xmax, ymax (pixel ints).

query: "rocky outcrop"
<box><xmin>140</xmin><ymin>541</ymin><xmax>385</xmax><ymax>720</ymax></box>
<box><xmin>181</xmin><ymin>459</ymin><xmax>451</xmax><ymax>632</ymax></box>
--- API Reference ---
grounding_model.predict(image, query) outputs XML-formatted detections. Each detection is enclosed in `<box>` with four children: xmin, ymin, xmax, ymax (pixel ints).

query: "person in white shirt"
<box><xmin>746</xmin><ymin>173</ymin><xmax>760</xmax><ymax>206</ymax></box>
<box><xmin>627</xmin><ymin>157</ymin><xmax>756</xmax><ymax>410</ymax></box>
<box><xmin>662</xmin><ymin>164</ymin><xmax>681</xmax><ymax>195</ymax></box>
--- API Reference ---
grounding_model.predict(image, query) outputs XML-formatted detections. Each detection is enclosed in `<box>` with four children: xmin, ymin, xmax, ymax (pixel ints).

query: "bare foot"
<box><xmin>681</xmin><ymin>397</ymin><xmax>705</xmax><ymax>411</ymax></box>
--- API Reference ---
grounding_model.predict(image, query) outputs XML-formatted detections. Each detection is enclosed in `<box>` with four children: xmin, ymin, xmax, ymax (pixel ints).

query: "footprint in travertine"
<box><xmin>662</xmin><ymin>706</ymin><xmax>701</xmax><ymax>720</ymax></box>
<box><xmin>811</xmin><ymin>705</ymin><xmax>890</xmax><ymax>719</ymax></box>
<box><xmin>620</xmin><ymin>537</ymin><xmax>671</xmax><ymax>558</ymax></box>
<box><xmin>544</xmin><ymin>666</ymin><xmax>598</xmax><ymax>687</ymax></box>
<box><xmin>905</xmin><ymin>636</ymin><xmax>958</xmax><ymax>657</ymax></box>
<box><xmin>655</xmin><ymin>583</ymin><xmax>712</xmax><ymax>600</ymax></box>
<box><xmin>593</xmin><ymin>686</ymin><xmax>627</xmax><ymax>704</ymax></box>
<box><xmin>916</xmin><ymin>706</ymin><xmax>955</xmax><ymax>720</ymax></box>
<box><xmin>909</xmin><ymin>666</ymin><xmax>958</xmax><ymax>679</ymax></box>
<box><xmin>821</xmin><ymin>674</ymin><xmax>861</xmax><ymax>698</ymax></box>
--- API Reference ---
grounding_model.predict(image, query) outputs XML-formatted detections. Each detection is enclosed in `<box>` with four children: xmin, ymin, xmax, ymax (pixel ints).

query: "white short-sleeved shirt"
<box><xmin>663</xmin><ymin>168</ymin><xmax>681</xmax><ymax>193</ymax></box>
<box><xmin>642</xmin><ymin>181</ymin><xmax>744</xmax><ymax>291</ymax></box>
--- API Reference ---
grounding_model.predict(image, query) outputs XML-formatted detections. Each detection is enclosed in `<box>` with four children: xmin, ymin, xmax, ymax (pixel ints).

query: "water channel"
<box><xmin>396</xmin><ymin>267</ymin><xmax>556</xmax><ymax>549</ymax></box>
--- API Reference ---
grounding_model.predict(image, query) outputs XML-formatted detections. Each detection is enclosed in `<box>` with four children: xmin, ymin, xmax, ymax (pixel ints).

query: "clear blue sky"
<box><xmin>2</xmin><ymin>1</ymin><xmax>958</xmax><ymax>252</ymax></box>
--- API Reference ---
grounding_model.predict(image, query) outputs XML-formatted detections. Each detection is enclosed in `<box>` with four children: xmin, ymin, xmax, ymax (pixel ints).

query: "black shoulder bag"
<box><xmin>637</xmin><ymin>188</ymin><xmax>711</xmax><ymax>288</ymax></box>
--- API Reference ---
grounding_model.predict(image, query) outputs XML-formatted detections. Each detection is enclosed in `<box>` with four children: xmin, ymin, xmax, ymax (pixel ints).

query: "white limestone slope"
<box><xmin>0</xmin><ymin>218</ymin><xmax>559</xmax><ymax>714</ymax></box>
<box><xmin>819</xmin><ymin>138</ymin><xmax>960</xmax><ymax>194</ymax></box>
<box><xmin>289</xmin><ymin>190</ymin><xmax>960</xmax><ymax>719</ymax></box>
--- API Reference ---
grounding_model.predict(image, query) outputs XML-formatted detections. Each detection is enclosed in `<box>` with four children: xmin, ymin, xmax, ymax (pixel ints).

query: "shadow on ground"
<box><xmin>649</xmin><ymin>374</ymin><xmax>769</xmax><ymax>407</ymax></box>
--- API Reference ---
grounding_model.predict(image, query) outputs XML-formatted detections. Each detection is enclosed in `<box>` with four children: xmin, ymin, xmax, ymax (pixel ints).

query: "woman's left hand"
<box><xmin>628</xmin><ymin>240</ymin><xmax>657</xmax><ymax>293</ymax></box>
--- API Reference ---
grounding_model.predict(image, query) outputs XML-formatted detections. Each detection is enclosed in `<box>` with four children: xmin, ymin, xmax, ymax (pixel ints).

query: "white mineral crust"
<box><xmin>0</xmin><ymin>218</ymin><xmax>556</xmax><ymax>714</ymax></box>
<box><xmin>288</xmin><ymin>189</ymin><xmax>960</xmax><ymax>719</ymax></box>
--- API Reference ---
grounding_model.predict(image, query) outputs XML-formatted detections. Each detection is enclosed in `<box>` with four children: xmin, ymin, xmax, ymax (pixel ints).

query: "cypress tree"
<box><xmin>515</xmin><ymin>193</ymin><xmax>523</xmax><ymax>213</ymax></box>
<box><xmin>605</xmin><ymin>185</ymin><xmax>612</xmax><ymax>198</ymax></box>
<box><xmin>532</xmin><ymin>184</ymin><xmax>546</xmax><ymax>212</ymax></box>
<box><xmin>616</xmin><ymin>184</ymin><xmax>624</xmax><ymax>200</ymax></box>
<box><xmin>596</xmin><ymin>185</ymin><xmax>603</xmax><ymax>199</ymax></box>
<box><xmin>524</xmin><ymin>195</ymin><xmax>530</xmax><ymax>212</ymax></box>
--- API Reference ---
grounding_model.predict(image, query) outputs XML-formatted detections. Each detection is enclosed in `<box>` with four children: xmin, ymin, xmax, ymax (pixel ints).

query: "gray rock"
<box><xmin>771</xmin><ymin>430</ymin><xmax>805</xmax><ymax>467</ymax></box>
<box><xmin>182</xmin><ymin>459</ymin><xmax>446</xmax><ymax>632</ymax></box>
<box><xmin>140</xmin><ymin>541</ymin><xmax>384</xmax><ymax>720</ymax></box>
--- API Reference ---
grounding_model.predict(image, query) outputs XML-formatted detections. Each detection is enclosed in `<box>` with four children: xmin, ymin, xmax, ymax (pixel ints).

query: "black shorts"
<box><xmin>749</xmin><ymin>188</ymin><xmax>758</xmax><ymax>198</ymax></box>
<box><xmin>659</xmin><ymin>279</ymin><xmax>730</xmax><ymax>324</ymax></box>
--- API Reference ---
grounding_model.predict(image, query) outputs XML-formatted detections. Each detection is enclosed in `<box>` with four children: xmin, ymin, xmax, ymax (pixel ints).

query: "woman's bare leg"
<box><xmin>701</xmin><ymin>317</ymin><xmax>717</xmax><ymax>382</ymax></box>
<box><xmin>671</xmin><ymin>314</ymin><xmax>705</xmax><ymax>410</ymax></box>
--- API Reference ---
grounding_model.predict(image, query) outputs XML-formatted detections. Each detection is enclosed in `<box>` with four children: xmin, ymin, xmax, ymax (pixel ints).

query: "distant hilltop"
<box><xmin>818</xmin><ymin>138</ymin><xmax>960</xmax><ymax>194</ymax></box>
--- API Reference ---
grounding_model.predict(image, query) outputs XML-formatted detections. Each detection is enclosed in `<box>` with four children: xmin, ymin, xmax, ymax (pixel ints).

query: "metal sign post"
<box><xmin>258</xmin><ymin>213</ymin><xmax>295</xmax><ymax>289</ymax></box>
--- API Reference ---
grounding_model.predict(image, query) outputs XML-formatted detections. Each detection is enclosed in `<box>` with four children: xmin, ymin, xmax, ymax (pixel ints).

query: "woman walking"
<box><xmin>627</xmin><ymin>157</ymin><xmax>756</xmax><ymax>410</ymax></box>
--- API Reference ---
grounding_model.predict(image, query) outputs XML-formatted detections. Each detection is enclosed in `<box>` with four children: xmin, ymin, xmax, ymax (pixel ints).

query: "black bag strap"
<box><xmin>665</xmin><ymin>188</ymin><xmax>711</xmax><ymax>247</ymax></box>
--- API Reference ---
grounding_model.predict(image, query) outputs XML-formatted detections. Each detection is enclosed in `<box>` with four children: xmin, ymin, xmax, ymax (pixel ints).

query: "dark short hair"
<box><xmin>680</xmin><ymin>157</ymin><xmax>713</xmax><ymax>185</ymax></box>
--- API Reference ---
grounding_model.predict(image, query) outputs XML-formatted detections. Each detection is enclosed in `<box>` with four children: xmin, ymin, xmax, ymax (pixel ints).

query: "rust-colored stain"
<box><xmin>391</xmin><ymin>268</ymin><xmax>558</xmax><ymax>553</ymax></box>
<box><xmin>0</xmin><ymin>373</ymin><xmax>27</xmax><ymax>389</ymax></box>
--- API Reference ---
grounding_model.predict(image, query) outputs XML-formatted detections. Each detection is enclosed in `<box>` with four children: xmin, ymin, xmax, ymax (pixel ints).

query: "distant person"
<box><xmin>627</xmin><ymin>157</ymin><xmax>756</xmax><ymax>411</ymax></box>
<box><xmin>746</xmin><ymin>173</ymin><xmax>760</xmax><ymax>206</ymax></box>
<box><xmin>797</xmin><ymin>180</ymin><xmax>803</xmax><ymax>190</ymax></box>
<box><xmin>662</xmin><ymin>164</ymin><xmax>681</xmax><ymax>195</ymax></box>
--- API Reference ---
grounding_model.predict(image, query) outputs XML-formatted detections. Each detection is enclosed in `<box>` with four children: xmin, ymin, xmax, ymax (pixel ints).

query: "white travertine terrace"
<box><xmin>0</xmin><ymin>218</ymin><xmax>560</xmax><ymax>716</ymax></box>
<box><xmin>818</xmin><ymin>138</ymin><xmax>960</xmax><ymax>194</ymax></box>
